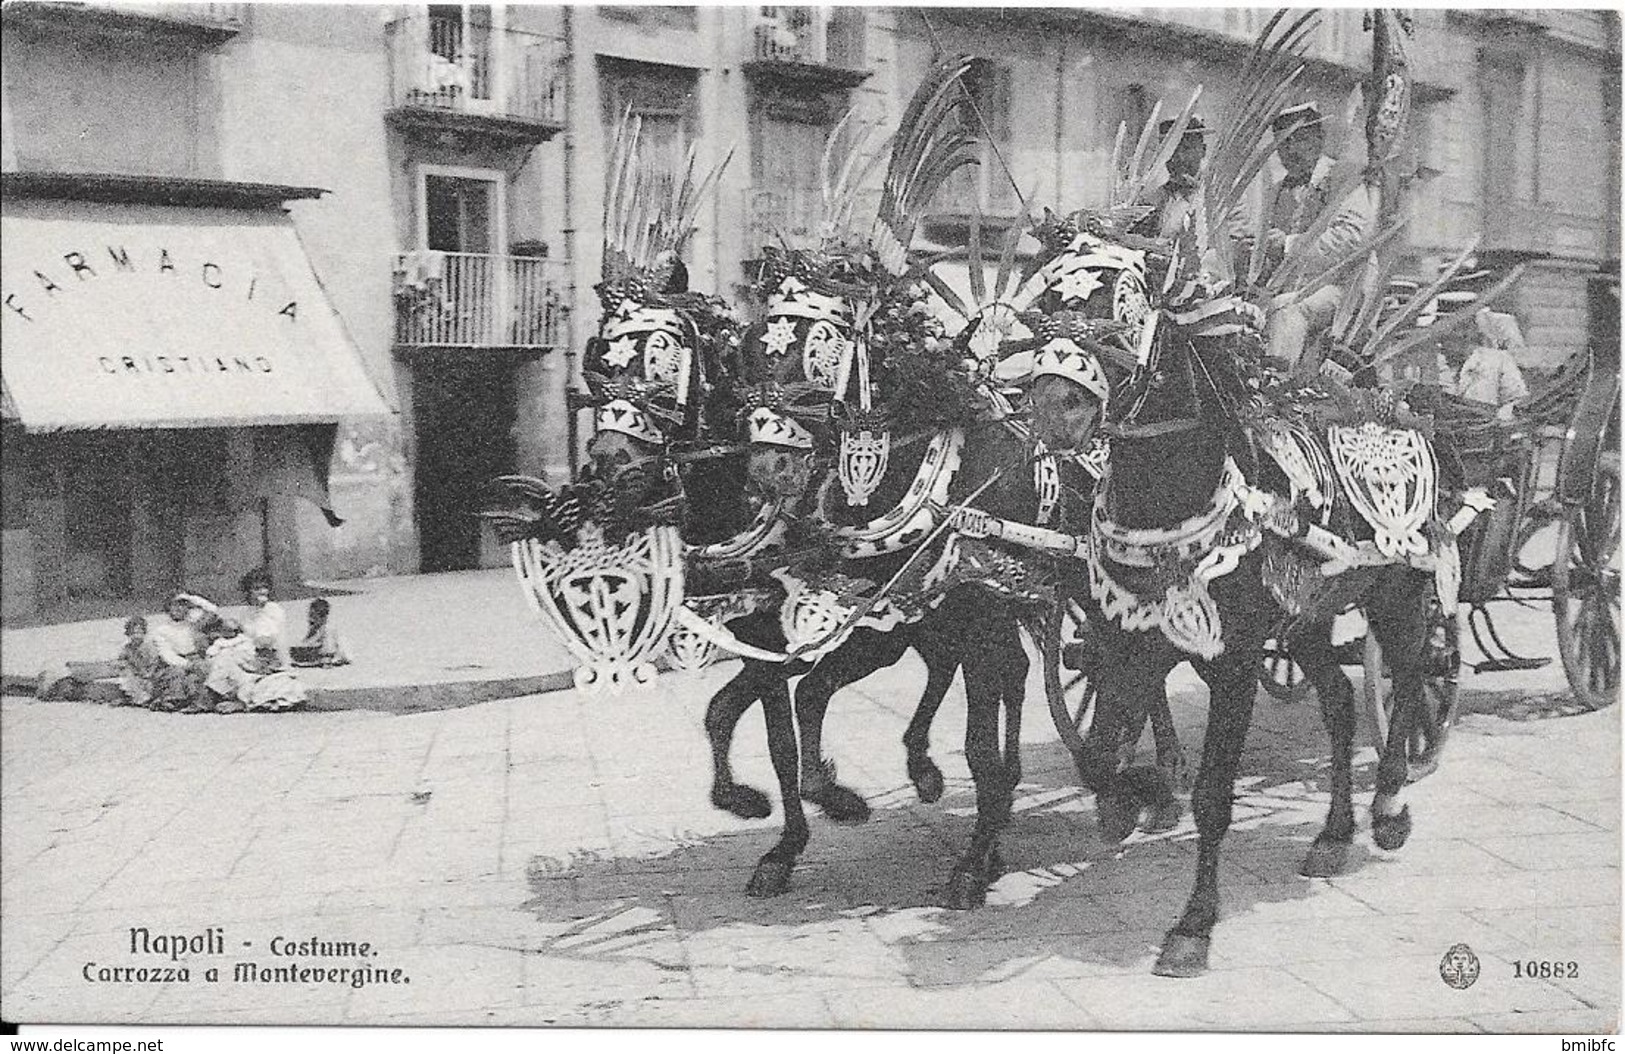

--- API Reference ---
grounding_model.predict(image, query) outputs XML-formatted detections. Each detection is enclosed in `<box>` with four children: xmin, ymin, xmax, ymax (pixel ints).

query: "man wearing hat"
<box><xmin>1135</xmin><ymin>116</ymin><xmax>1207</xmax><ymax>239</ymax></box>
<box><xmin>1260</xmin><ymin>101</ymin><xmax>1376</xmax><ymax>371</ymax></box>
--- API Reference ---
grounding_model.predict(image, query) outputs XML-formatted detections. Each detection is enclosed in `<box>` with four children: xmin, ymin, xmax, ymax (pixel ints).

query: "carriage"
<box><xmin>489</xmin><ymin>10</ymin><xmax>1618</xmax><ymax>977</ymax></box>
<box><xmin>1241</xmin><ymin>273</ymin><xmax>1621</xmax><ymax>780</ymax></box>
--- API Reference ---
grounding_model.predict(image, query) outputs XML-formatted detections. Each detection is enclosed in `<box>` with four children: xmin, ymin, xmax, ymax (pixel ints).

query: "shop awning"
<box><xmin>1</xmin><ymin>194</ymin><xmax>392</xmax><ymax>433</ymax></box>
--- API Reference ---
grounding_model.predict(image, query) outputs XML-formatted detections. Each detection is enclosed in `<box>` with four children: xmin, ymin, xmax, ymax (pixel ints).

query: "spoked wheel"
<box><xmin>1362</xmin><ymin>605</ymin><xmax>1461</xmax><ymax>783</ymax></box>
<box><xmin>1043</xmin><ymin>597</ymin><xmax>1098</xmax><ymax>769</ymax></box>
<box><xmin>1552</xmin><ymin>450</ymin><xmax>1621</xmax><ymax>711</ymax></box>
<box><xmin>1259</xmin><ymin>637</ymin><xmax>1313</xmax><ymax>703</ymax></box>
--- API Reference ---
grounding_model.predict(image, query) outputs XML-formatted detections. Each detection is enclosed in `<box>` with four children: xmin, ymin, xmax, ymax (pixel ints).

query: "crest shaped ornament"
<box><xmin>802</xmin><ymin>320</ymin><xmax>850</xmax><ymax>389</ymax></box>
<box><xmin>839</xmin><ymin>428</ymin><xmax>891</xmax><ymax>507</ymax></box>
<box><xmin>665</xmin><ymin>598</ymin><xmax>722</xmax><ymax>672</ymax></box>
<box><xmin>1160</xmin><ymin>581</ymin><xmax>1225</xmax><ymax>660</ymax></box>
<box><xmin>771</xmin><ymin>570</ymin><xmax>866</xmax><ymax>662</ymax></box>
<box><xmin>1112</xmin><ymin>268</ymin><xmax>1152</xmax><ymax>347</ymax></box>
<box><xmin>512</xmin><ymin>524</ymin><xmax>686</xmax><ymax>693</ymax></box>
<box><xmin>1327</xmin><ymin>424</ymin><xmax>1438</xmax><ymax>558</ymax></box>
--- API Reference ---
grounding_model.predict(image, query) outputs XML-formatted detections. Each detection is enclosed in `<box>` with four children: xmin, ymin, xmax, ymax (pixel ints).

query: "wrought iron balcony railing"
<box><xmin>393</xmin><ymin>251</ymin><xmax>568</xmax><ymax>350</ymax></box>
<box><xmin>744</xmin><ymin>6</ymin><xmax>871</xmax><ymax>88</ymax></box>
<box><xmin>385</xmin><ymin>17</ymin><xmax>566</xmax><ymax>134</ymax></box>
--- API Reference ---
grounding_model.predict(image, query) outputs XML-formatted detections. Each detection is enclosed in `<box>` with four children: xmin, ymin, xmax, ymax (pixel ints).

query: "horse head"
<box><xmin>737</xmin><ymin>249</ymin><xmax>874</xmax><ymax>505</ymax></box>
<box><xmin>1015</xmin><ymin>220</ymin><xmax>1155</xmax><ymax>454</ymax></box>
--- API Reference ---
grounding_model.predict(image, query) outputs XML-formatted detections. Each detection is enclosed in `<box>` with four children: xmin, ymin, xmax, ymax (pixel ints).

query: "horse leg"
<box><xmin>706</xmin><ymin>612</ymin><xmax>785</xmax><ymax>820</ymax></box>
<box><xmin>1367</xmin><ymin>572</ymin><xmax>1432</xmax><ymax>851</ymax></box>
<box><xmin>1139</xmin><ymin>683</ymin><xmax>1185</xmax><ymax>833</ymax></box>
<box><xmin>706</xmin><ymin>662</ymin><xmax>772</xmax><ymax>820</ymax></box>
<box><xmin>745</xmin><ymin>678</ymin><xmax>810</xmax><ymax>897</ymax></box>
<box><xmin>903</xmin><ymin>608</ymin><xmax>966</xmax><ymax>804</ymax></box>
<box><xmin>1084</xmin><ymin>644</ymin><xmax>1172</xmax><ymax>843</ymax></box>
<box><xmin>998</xmin><ymin>615</ymin><xmax>1027</xmax><ymax>794</ymax></box>
<box><xmin>794</xmin><ymin>630</ymin><xmax>910</xmax><ymax>824</ymax></box>
<box><xmin>1291</xmin><ymin>622</ymin><xmax>1359</xmax><ymax>877</ymax></box>
<box><xmin>944</xmin><ymin>623</ymin><xmax>1020</xmax><ymax>909</ymax></box>
<box><xmin>1154</xmin><ymin>656</ymin><xmax>1258</xmax><ymax>978</ymax></box>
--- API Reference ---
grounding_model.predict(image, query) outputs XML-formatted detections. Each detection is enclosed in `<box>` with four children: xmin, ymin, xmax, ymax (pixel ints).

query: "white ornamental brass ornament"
<box><xmin>665</xmin><ymin>599</ymin><xmax>720</xmax><ymax>672</ymax></box>
<box><xmin>512</xmin><ymin>524</ymin><xmax>686</xmax><ymax>693</ymax></box>
<box><xmin>839</xmin><ymin>428</ymin><xmax>891</xmax><ymax>506</ymax></box>
<box><xmin>1327</xmin><ymin>424</ymin><xmax>1438</xmax><ymax>559</ymax></box>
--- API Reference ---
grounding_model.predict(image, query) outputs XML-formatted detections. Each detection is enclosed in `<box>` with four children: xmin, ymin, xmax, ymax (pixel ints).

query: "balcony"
<box><xmin>1</xmin><ymin>2</ymin><xmax>246</xmax><ymax>43</ymax></box>
<box><xmin>393</xmin><ymin>251</ymin><xmax>569</xmax><ymax>352</ymax></box>
<box><xmin>742</xmin><ymin>7</ymin><xmax>872</xmax><ymax>91</ymax></box>
<box><xmin>385</xmin><ymin>17</ymin><xmax>566</xmax><ymax>146</ymax></box>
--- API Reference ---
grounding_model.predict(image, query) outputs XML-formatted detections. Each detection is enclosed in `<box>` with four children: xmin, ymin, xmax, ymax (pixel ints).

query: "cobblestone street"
<box><xmin>2</xmin><ymin>600</ymin><xmax>1618</xmax><ymax>1032</ymax></box>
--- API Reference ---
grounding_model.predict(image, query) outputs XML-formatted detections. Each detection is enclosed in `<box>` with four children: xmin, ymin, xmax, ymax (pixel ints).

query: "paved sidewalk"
<box><xmin>1</xmin><ymin>569</ymin><xmax>576</xmax><ymax>711</ymax></box>
<box><xmin>1</xmin><ymin>598</ymin><xmax>1618</xmax><ymax>1031</ymax></box>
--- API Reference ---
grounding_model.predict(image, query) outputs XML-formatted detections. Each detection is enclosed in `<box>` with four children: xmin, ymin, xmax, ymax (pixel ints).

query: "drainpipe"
<box><xmin>561</xmin><ymin>4</ymin><xmax>581</xmax><ymax>481</ymax></box>
<box><xmin>1054</xmin><ymin>41</ymin><xmax>1066</xmax><ymax>203</ymax></box>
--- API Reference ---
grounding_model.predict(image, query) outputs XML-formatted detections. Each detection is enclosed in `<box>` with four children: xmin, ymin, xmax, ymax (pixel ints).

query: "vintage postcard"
<box><xmin>1</xmin><ymin>1</ymin><xmax>1619</xmax><ymax>1037</ymax></box>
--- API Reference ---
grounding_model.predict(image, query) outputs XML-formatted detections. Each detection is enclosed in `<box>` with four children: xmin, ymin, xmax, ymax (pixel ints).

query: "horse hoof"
<box><xmin>1096</xmin><ymin>795</ymin><xmax>1140</xmax><ymax>845</ymax></box>
<box><xmin>909</xmin><ymin>758</ymin><xmax>945</xmax><ymax>804</ymax></box>
<box><xmin>805</xmin><ymin>783</ymin><xmax>871</xmax><ymax>825</ymax></box>
<box><xmin>1152</xmin><ymin>932</ymin><xmax>1211</xmax><ymax>978</ymax></box>
<box><xmin>745</xmin><ymin>858</ymin><xmax>794</xmax><ymax>898</ymax></box>
<box><xmin>712</xmin><ymin>784</ymin><xmax>772</xmax><ymax>821</ymax></box>
<box><xmin>943</xmin><ymin>868</ymin><xmax>987</xmax><ymax>910</ymax></box>
<box><xmin>1372</xmin><ymin>805</ymin><xmax>1413</xmax><ymax>851</ymax></box>
<box><xmin>1299</xmin><ymin>839</ymin><xmax>1351</xmax><ymax>878</ymax></box>
<box><xmin>1144</xmin><ymin>798</ymin><xmax>1184</xmax><ymax>834</ymax></box>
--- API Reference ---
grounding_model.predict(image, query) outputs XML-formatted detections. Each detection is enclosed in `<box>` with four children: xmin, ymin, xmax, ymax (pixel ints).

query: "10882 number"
<box><xmin>1513</xmin><ymin>961</ymin><xmax>1579</xmax><ymax>979</ymax></box>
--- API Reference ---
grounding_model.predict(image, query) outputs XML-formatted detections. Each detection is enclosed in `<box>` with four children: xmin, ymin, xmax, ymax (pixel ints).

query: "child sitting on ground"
<box><xmin>202</xmin><ymin>617</ymin><xmax>257</xmax><ymax>714</ymax></box>
<box><xmin>116</xmin><ymin>615</ymin><xmax>161</xmax><ymax>708</ymax></box>
<box><xmin>290</xmin><ymin>598</ymin><xmax>351</xmax><ymax>668</ymax></box>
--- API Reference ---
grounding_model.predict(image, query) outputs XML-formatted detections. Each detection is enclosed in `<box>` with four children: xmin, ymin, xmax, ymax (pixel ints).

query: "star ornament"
<box><xmin>1055</xmin><ymin>268</ymin><xmax>1104</xmax><ymax>304</ymax></box>
<box><xmin>604</xmin><ymin>335</ymin><xmax>640</xmax><ymax>370</ymax></box>
<box><xmin>762</xmin><ymin>318</ymin><xmax>798</xmax><ymax>358</ymax></box>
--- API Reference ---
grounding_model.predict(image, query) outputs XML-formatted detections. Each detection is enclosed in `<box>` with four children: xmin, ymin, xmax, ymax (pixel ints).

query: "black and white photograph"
<box><xmin>0</xmin><ymin>1</ymin><xmax>1619</xmax><ymax>1039</ymax></box>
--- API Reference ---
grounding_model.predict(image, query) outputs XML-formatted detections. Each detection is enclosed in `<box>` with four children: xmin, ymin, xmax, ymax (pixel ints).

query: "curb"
<box><xmin>2</xmin><ymin>668</ymin><xmax>580</xmax><ymax>713</ymax></box>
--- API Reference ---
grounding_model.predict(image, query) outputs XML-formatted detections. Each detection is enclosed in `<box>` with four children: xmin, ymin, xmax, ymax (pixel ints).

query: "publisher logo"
<box><xmin>1440</xmin><ymin>943</ymin><xmax>1481</xmax><ymax>990</ymax></box>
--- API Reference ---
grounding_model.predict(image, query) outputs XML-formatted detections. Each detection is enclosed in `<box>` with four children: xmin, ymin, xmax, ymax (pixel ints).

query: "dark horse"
<box><xmin>1048</xmin><ymin>316</ymin><xmax>1441</xmax><ymax>976</ymax></box>
<box><xmin>705</xmin><ymin>411</ymin><xmax>1046</xmax><ymax>906</ymax></box>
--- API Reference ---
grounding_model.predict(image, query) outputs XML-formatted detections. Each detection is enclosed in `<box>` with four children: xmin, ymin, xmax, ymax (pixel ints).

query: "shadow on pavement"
<box><xmin>512</xmin><ymin>731</ymin><xmax>1389</xmax><ymax>988</ymax></box>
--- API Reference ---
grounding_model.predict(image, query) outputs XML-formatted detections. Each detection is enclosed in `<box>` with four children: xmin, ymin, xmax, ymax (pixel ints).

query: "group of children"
<box><xmin>109</xmin><ymin>574</ymin><xmax>349</xmax><ymax>715</ymax></box>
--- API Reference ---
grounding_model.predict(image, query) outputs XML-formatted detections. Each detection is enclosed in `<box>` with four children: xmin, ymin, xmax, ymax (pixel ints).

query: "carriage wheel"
<box><xmin>1361</xmin><ymin>607</ymin><xmax>1460</xmax><ymax>783</ymax></box>
<box><xmin>1043</xmin><ymin>597</ymin><xmax>1098</xmax><ymax>768</ymax></box>
<box><xmin>1259</xmin><ymin>638</ymin><xmax>1314</xmax><ymax>703</ymax></box>
<box><xmin>1552</xmin><ymin>450</ymin><xmax>1621</xmax><ymax>711</ymax></box>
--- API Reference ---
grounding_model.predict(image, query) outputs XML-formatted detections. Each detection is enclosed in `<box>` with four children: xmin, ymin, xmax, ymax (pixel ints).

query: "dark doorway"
<box><xmin>412</xmin><ymin>357</ymin><xmax>518</xmax><ymax>572</ymax></box>
<box><xmin>61</xmin><ymin>434</ymin><xmax>135</xmax><ymax>600</ymax></box>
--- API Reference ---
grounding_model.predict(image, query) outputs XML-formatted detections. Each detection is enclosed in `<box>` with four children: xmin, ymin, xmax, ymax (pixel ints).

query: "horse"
<box><xmin>1041</xmin><ymin>306</ymin><xmax>1445</xmax><ymax>976</ymax></box>
<box><xmin>708</xmin><ymin>404</ymin><xmax>1051</xmax><ymax>905</ymax></box>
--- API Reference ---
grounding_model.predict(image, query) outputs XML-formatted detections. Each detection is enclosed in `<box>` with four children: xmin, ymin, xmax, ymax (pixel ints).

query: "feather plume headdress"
<box><xmin>586</xmin><ymin>111</ymin><xmax>736</xmax><ymax>442</ymax></box>
<box><xmin>599</xmin><ymin>110</ymin><xmax>733</xmax><ymax>305</ymax></box>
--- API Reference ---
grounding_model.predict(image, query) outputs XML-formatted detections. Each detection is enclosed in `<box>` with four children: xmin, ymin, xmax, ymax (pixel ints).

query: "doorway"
<box><xmin>426</xmin><ymin>3</ymin><xmax>498</xmax><ymax>109</ymax></box>
<box><xmin>60</xmin><ymin>434</ymin><xmax>134</xmax><ymax>600</ymax></box>
<box><xmin>412</xmin><ymin>357</ymin><xmax>518</xmax><ymax>572</ymax></box>
<box><xmin>424</xmin><ymin>172</ymin><xmax>497</xmax><ymax>255</ymax></box>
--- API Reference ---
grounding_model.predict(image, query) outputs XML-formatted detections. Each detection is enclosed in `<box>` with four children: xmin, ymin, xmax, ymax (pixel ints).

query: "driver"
<box><xmin>1259</xmin><ymin>102</ymin><xmax>1376</xmax><ymax>373</ymax></box>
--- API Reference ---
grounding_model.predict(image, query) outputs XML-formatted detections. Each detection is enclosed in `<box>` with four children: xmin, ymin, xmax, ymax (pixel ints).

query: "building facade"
<box><xmin>3</xmin><ymin>5</ymin><xmax>1617</xmax><ymax>619</ymax></box>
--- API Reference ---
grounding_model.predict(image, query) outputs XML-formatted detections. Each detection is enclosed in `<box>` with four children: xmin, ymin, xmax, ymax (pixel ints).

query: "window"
<box><xmin>937</xmin><ymin>58</ymin><xmax>1017</xmax><ymax>214</ymax></box>
<box><xmin>427</xmin><ymin>4</ymin><xmax>498</xmax><ymax>104</ymax></box>
<box><xmin>1479</xmin><ymin>54</ymin><xmax>1532</xmax><ymax>207</ymax></box>
<box><xmin>425</xmin><ymin>174</ymin><xmax>498</xmax><ymax>254</ymax></box>
<box><xmin>598</xmin><ymin>58</ymin><xmax>700</xmax><ymax>187</ymax></box>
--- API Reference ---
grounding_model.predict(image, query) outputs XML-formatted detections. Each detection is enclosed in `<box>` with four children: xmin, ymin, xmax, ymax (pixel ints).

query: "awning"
<box><xmin>1</xmin><ymin>197</ymin><xmax>392</xmax><ymax>432</ymax></box>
